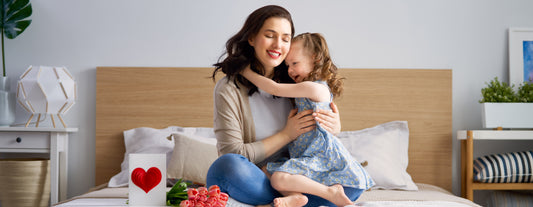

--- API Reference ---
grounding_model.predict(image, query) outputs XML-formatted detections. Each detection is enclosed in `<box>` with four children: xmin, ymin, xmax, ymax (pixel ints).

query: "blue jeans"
<box><xmin>206</xmin><ymin>153</ymin><xmax>364</xmax><ymax>207</ymax></box>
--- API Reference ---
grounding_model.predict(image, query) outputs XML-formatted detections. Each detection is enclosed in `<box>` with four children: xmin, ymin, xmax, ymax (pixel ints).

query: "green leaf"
<box><xmin>4</xmin><ymin>19</ymin><xmax>29</xmax><ymax>39</ymax></box>
<box><xmin>166</xmin><ymin>179</ymin><xmax>189</xmax><ymax>206</ymax></box>
<box><xmin>517</xmin><ymin>81</ymin><xmax>533</xmax><ymax>102</ymax></box>
<box><xmin>167</xmin><ymin>179</ymin><xmax>188</xmax><ymax>194</ymax></box>
<box><xmin>1</xmin><ymin>0</ymin><xmax>32</xmax><ymax>76</ymax></box>
<box><xmin>1</xmin><ymin>0</ymin><xmax>32</xmax><ymax>39</ymax></box>
<box><xmin>479</xmin><ymin>77</ymin><xmax>519</xmax><ymax>103</ymax></box>
<box><xmin>6</xmin><ymin>2</ymin><xmax>31</xmax><ymax>23</ymax></box>
<box><xmin>6</xmin><ymin>0</ymin><xmax>28</xmax><ymax>16</ymax></box>
<box><xmin>178</xmin><ymin>181</ymin><xmax>188</xmax><ymax>189</ymax></box>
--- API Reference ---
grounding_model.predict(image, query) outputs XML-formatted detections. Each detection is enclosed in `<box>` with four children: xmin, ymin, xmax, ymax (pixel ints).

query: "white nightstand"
<box><xmin>457</xmin><ymin>129</ymin><xmax>533</xmax><ymax>201</ymax></box>
<box><xmin>0</xmin><ymin>127</ymin><xmax>78</xmax><ymax>205</ymax></box>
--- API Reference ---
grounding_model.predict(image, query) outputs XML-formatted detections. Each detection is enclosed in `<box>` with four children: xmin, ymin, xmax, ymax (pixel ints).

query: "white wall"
<box><xmin>3</xmin><ymin>0</ymin><xmax>533</xmax><ymax>205</ymax></box>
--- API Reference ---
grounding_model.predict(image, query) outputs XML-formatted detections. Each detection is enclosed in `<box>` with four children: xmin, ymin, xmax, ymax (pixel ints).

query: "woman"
<box><xmin>240</xmin><ymin>33</ymin><xmax>374</xmax><ymax>207</ymax></box>
<box><xmin>206</xmin><ymin>5</ymin><xmax>348</xmax><ymax>207</ymax></box>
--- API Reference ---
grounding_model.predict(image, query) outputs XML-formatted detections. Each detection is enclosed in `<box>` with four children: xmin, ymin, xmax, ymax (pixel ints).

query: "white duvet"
<box><xmin>54</xmin><ymin>183</ymin><xmax>481</xmax><ymax>207</ymax></box>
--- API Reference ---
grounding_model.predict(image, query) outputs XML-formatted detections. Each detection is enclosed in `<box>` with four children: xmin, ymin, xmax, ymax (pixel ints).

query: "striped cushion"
<box><xmin>473</xmin><ymin>151</ymin><xmax>533</xmax><ymax>183</ymax></box>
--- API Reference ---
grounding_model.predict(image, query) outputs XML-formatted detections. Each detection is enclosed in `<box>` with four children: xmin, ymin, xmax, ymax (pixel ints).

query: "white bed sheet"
<box><xmin>54</xmin><ymin>183</ymin><xmax>481</xmax><ymax>207</ymax></box>
<box><xmin>54</xmin><ymin>197</ymin><xmax>250</xmax><ymax>207</ymax></box>
<box><xmin>355</xmin><ymin>201</ymin><xmax>477</xmax><ymax>207</ymax></box>
<box><xmin>54</xmin><ymin>198</ymin><xmax>127</xmax><ymax>206</ymax></box>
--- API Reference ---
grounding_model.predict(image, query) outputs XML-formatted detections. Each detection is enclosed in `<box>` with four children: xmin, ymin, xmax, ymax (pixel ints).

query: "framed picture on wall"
<box><xmin>509</xmin><ymin>27</ymin><xmax>533</xmax><ymax>87</ymax></box>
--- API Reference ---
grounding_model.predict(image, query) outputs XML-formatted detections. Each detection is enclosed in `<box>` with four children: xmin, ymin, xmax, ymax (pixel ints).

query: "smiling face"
<box><xmin>248</xmin><ymin>17</ymin><xmax>292</xmax><ymax>77</ymax></box>
<box><xmin>285</xmin><ymin>40</ymin><xmax>314</xmax><ymax>83</ymax></box>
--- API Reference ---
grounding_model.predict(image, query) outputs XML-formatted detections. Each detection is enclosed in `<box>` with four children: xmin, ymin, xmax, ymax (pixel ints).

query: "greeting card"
<box><xmin>128</xmin><ymin>153</ymin><xmax>166</xmax><ymax>206</ymax></box>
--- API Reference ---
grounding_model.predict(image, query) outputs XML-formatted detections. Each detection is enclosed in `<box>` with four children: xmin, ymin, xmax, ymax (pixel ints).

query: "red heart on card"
<box><xmin>131</xmin><ymin>167</ymin><xmax>162</xmax><ymax>193</ymax></box>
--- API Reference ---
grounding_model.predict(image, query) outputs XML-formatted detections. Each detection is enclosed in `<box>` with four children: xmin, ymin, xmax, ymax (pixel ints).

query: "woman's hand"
<box><xmin>313</xmin><ymin>102</ymin><xmax>341</xmax><ymax>135</ymax></box>
<box><xmin>282</xmin><ymin>108</ymin><xmax>316</xmax><ymax>140</ymax></box>
<box><xmin>264</xmin><ymin>109</ymin><xmax>315</xmax><ymax>157</ymax></box>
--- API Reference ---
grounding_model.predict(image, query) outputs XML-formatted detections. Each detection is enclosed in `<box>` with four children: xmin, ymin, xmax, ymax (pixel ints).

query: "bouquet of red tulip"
<box><xmin>179</xmin><ymin>185</ymin><xmax>229</xmax><ymax>207</ymax></box>
<box><xmin>167</xmin><ymin>179</ymin><xmax>229</xmax><ymax>207</ymax></box>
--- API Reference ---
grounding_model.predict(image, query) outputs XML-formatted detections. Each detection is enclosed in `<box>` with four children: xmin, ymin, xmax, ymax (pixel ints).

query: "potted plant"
<box><xmin>517</xmin><ymin>80</ymin><xmax>533</xmax><ymax>102</ymax></box>
<box><xmin>0</xmin><ymin>0</ymin><xmax>32</xmax><ymax>126</ymax></box>
<box><xmin>479</xmin><ymin>77</ymin><xmax>533</xmax><ymax>128</ymax></box>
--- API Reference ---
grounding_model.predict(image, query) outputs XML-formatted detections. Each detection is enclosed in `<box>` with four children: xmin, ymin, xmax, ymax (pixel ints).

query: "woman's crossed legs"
<box><xmin>206</xmin><ymin>154</ymin><xmax>364</xmax><ymax>207</ymax></box>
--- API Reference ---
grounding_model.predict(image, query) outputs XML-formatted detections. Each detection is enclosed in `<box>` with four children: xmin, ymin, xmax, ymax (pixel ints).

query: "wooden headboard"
<box><xmin>95</xmin><ymin>67</ymin><xmax>452</xmax><ymax>191</ymax></box>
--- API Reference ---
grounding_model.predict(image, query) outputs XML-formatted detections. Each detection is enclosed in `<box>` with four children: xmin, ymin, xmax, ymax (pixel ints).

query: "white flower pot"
<box><xmin>481</xmin><ymin>103</ymin><xmax>533</xmax><ymax>128</ymax></box>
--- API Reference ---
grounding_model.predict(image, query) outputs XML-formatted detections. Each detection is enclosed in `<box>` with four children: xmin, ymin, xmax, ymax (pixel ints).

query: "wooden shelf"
<box><xmin>458</xmin><ymin>129</ymin><xmax>533</xmax><ymax>201</ymax></box>
<box><xmin>473</xmin><ymin>183</ymin><xmax>533</xmax><ymax>190</ymax></box>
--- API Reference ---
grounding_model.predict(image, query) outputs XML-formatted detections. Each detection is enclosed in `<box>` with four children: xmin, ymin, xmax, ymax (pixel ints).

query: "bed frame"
<box><xmin>95</xmin><ymin>67</ymin><xmax>452</xmax><ymax>191</ymax></box>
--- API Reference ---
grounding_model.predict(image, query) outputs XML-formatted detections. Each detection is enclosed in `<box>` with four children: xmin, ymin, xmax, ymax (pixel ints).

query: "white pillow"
<box><xmin>167</xmin><ymin>132</ymin><xmax>218</xmax><ymax>184</ymax></box>
<box><xmin>337</xmin><ymin>121</ymin><xmax>418</xmax><ymax>191</ymax></box>
<box><xmin>108</xmin><ymin>127</ymin><xmax>175</xmax><ymax>187</ymax></box>
<box><xmin>176</xmin><ymin>127</ymin><xmax>216</xmax><ymax>139</ymax></box>
<box><xmin>107</xmin><ymin>126</ymin><xmax>216</xmax><ymax>187</ymax></box>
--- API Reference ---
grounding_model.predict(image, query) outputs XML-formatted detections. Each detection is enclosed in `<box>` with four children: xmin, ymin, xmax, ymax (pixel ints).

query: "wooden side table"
<box><xmin>457</xmin><ymin>130</ymin><xmax>533</xmax><ymax>201</ymax></box>
<box><xmin>0</xmin><ymin>127</ymin><xmax>78</xmax><ymax>205</ymax></box>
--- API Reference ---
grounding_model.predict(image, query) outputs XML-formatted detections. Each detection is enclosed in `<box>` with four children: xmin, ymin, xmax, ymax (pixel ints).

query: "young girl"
<box><xmin>241</xmin><ymin>33</ymin><xmax>374</xmax><ymax>207</ymax></box>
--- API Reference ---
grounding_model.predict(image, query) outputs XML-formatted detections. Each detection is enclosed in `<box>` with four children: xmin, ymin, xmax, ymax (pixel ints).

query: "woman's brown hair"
<box><xmin>212</xmin><ymin>5</ymin><xmax>295</xmax><ymax>96</ymax></box>
<box><xmin>296</xmin><ymin>33</ymin><xmax>344</xmax><ymax>99</ymax></box>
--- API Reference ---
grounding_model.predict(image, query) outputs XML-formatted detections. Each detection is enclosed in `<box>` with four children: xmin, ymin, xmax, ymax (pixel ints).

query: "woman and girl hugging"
<box><xmin>206</xmin><ymin>5</ymin><xmax>374</xmax><ymax>207</ymax></box>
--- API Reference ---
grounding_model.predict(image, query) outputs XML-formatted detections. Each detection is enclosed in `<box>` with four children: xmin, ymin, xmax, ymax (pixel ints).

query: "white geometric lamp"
<box><xmin>16</xmin><ymin>66</ymin><xmax>76</xmax><ymax>128</ymax></box>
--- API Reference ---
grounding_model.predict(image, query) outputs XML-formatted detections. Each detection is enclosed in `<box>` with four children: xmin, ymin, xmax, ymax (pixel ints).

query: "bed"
<box><xmin>54</xmin><ymin>67</ymin><xmax>480</xmax><ymax>206</ymax></box>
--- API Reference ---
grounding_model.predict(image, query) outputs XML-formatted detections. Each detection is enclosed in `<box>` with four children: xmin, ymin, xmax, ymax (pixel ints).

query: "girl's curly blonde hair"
<box><xmin>295</xmin><ymin>32</ymin><xmax>344</xmax><ymax>99</ymax></box>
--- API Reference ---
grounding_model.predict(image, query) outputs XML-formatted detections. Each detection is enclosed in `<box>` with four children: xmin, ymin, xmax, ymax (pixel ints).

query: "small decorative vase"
<box><xmin>0</xmin><ymin>76</ymin><xmax>16</xmax><ymax>127</ymax></box>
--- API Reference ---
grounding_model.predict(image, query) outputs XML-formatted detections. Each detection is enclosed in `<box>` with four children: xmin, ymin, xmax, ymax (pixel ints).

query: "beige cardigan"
<box><xmin>213</xmin><ymin>76</ymin><xmax>267</xmax><ymax>164</ymax></box>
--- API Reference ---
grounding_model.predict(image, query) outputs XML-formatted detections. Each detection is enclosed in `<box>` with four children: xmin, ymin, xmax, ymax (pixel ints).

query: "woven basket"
<box><xmin>0</xmin><ymin>159</ymin><xmax>50</xmax><ymax>207</ymax></box>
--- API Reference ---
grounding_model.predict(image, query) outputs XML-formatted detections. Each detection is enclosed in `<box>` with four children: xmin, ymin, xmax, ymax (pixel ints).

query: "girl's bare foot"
<box><xmin>326</xmin><ymin>184</ymin><xmax>353</xmax><ymax>207</ymax></box>
<box><xmin>273</xmin><ymin>194</ymin><xmax>308</xmax><ymax>207</ymax></box>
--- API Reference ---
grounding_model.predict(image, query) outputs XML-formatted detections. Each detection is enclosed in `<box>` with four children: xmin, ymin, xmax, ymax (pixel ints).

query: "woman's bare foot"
<box><xmin>273</xmin><ymin>194</ymin><xmax>308</xmax><ymax>207</ymax></box>
<box><xmin>325</xmin><ymin>184</ymin><xmax>353</xmax><ymax>207</ymax></box>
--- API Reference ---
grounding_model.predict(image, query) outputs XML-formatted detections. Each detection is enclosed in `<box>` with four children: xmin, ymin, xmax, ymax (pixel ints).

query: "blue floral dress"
<box><xmin>266</xmin><ymin>81</ymin><xmax>375</xmax><ymax>190</ymax></box>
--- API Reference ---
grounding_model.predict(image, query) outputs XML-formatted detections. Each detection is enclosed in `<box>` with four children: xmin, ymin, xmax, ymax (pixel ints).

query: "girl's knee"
<box><xmin>270</xmin><ymin>172</ymin><xmax>290</xmax><ymax>191</ymax></box>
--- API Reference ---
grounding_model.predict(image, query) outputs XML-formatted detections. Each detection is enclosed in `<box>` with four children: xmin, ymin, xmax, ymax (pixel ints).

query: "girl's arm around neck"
<box><xmin>241</xmin><ymin>66</ymin><xmax>330</xmax><ymax>102</ymax></box>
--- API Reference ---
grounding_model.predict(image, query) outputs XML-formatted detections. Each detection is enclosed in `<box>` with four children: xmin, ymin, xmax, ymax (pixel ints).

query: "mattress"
<box><xmin>54</xmin><ymin>183</ymin><xmax>481</xmax><ymax>207</ymax></box>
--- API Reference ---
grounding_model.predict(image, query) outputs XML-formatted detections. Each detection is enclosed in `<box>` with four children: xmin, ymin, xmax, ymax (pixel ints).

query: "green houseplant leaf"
<box><xmin>479</xmin><ymin>77</ymin><xmax>518</xmax><ymax>103</ymax></box>
<box><xmin>1</xmin><ymin>0</ymin><xmax>32</xmax><ymax>76</ymax></box>
<box><xmin>517</xmin><ymin>81</ymin><xmax>533</xmax><ymax>102</ymax></box>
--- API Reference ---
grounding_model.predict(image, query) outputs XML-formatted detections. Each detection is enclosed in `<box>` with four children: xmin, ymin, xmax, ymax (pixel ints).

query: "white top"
<box><xmin>0</xmin><ymin>127</ymin><xmax>78</xmax><ymax>132</ymax></box>
<box><xmin>457</xmin><ymin>130</ymin><xmax>533</xmax><ymax>140</ymax></box>
<box><xmin>248</xmin><ymin>88</ymin><xmax>292</xmax><ymax>140</ymax></box>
